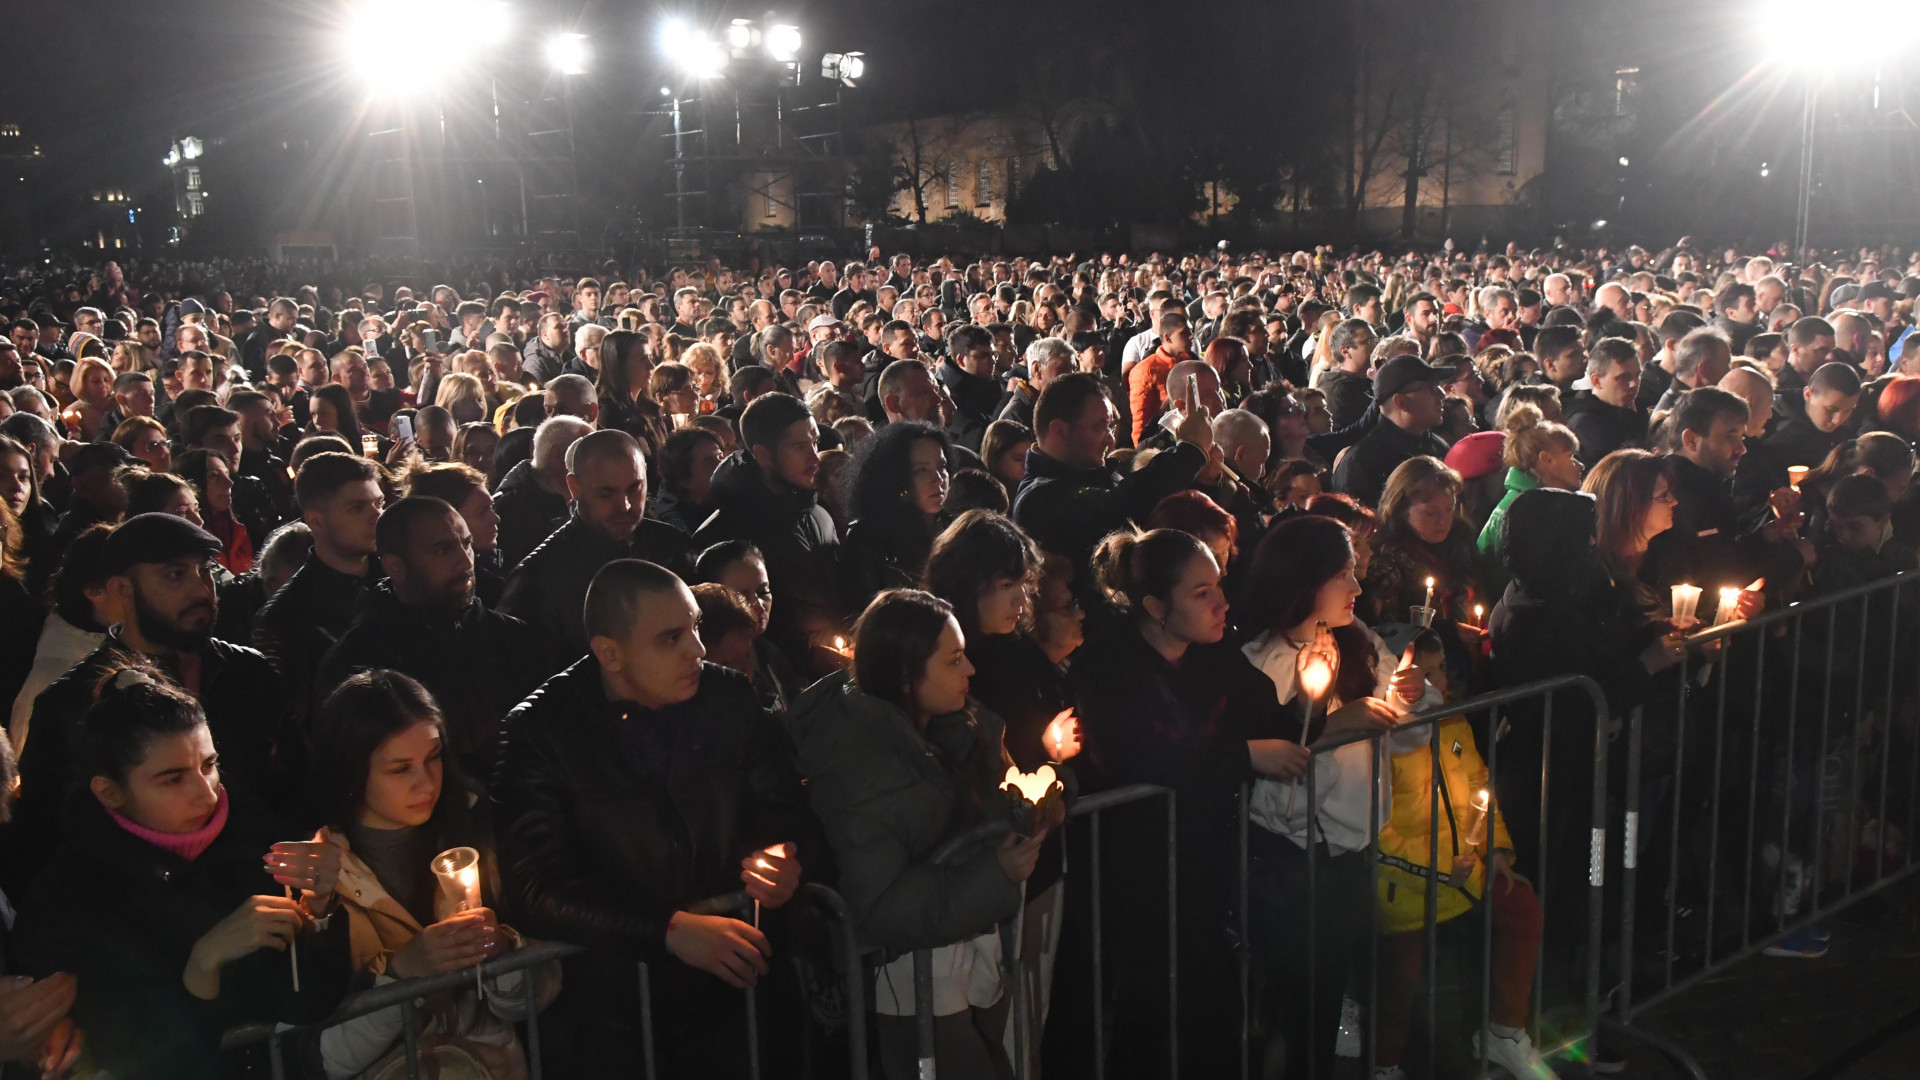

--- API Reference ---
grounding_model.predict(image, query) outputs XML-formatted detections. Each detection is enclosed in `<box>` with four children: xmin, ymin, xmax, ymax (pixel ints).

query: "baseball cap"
<box><xmin>808</xmin><ymin>314</ymin><xmax>844</xmax><ymax>332</ymax></box>
<box><xmin>1373</xmin><ymin>354</ymin><xmax>1457</xmax><ymax>400</ymax></box>
<box><xmin>178</xmin><ymin>297</ymin><xmax>207</xmax><ymax>318</ymax></box>
<box><xmin>102</xmin><ymin>513</ymin><xmax>223</xmax><ymax>576</ymax></box>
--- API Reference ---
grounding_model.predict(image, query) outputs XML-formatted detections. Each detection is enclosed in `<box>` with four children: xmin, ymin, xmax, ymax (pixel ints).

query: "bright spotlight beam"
<box><xmin>766</xmin><ymin>24</ymin><xmax>801</xmax><ymax>62</ymax></box>
<box><xmin>546</xmin><ymin>32</ymin><xmax>589</xmax><ymax>75</ymax></box>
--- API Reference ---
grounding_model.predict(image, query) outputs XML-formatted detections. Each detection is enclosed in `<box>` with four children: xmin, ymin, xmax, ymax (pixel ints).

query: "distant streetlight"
<box><xmin>546</xmin><ymin>32</ymin><xmax>590</xmax><ymax>75</ymax></box>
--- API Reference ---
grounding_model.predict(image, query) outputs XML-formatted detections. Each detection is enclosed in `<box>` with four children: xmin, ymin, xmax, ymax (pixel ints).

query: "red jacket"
<box><xmin>1128</xmin><ymin>346</ymin><xmax>1184</xmax><ymax>444</ymax></box>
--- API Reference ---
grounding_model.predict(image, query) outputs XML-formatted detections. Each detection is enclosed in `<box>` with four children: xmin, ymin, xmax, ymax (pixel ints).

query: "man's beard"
<box><xmin>131</xmin><ymin>588</ymin><xmax>215</xmax><ymax>653</ymax></box>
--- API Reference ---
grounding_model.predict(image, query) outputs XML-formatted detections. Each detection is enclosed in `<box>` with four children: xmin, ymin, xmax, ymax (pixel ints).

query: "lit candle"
<box><xmin>433</xmin><ymin>846</ymin><xmax>483</xmax><ymax>913</ymax></box>
<box><xmin>1298</xmin><ymin>655</ymin><xmax>1334</xmax><ymax>702</ymax></box>
<box><xmin>1670</xmin><ymin>584</ymin><xmax>1703</xmax><ymax>628</ymax></box>
<box><xmin>1713</xmin><ymin>587</ymin><xmax>1741</xmax><ymax>627</ymax></box>
<box><xmin>1472</xmin><ymin>604</ymin><xmax>1485</xmax><ymax>628</ymax></box>
<box><xmin>1042</xmin><ymin>709</ymin><xmax>1082</xmax><ymax>762</ymax></box>
<box><xmin>1423</xmin><ymin>576</ymin><xmax>1436</xmax><ymax>611</ymax></box>
<box><xmin>1003</xmin><ymin>764</ymin><xmax>1060</xmax><ymax>806</ymax></box>
<box><xmin>1787</xmin><ymin>465</ymin><xmax>1809</xmax><ymax>491</ymax></box>
<box><xmin>829</xmin><ymin>635</ymin><xmax>852</xmax><ymax>660</ymax></box>
<box><xmin>361</xmin><ymin>432</ymin><xmax>380</xmax><ymax>458</ymax></box>
<box><xmin>1463</xmin><ymin>788</ymin><xmax>1492</xmax><ymax>849</ymax></box>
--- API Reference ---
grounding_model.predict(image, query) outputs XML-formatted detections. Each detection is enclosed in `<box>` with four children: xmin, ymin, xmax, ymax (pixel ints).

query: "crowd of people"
<box><xmin>0</xmin><ymin>236</ymin><xmax>1914</xmax><ymax>1080</ymax></box>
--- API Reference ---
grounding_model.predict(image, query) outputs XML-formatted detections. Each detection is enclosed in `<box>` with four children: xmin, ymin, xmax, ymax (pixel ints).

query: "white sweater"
<box><xmin>1241</xmin><ymin>625</ymin><xmax>1435</xmax><ymax>855</ymax></box>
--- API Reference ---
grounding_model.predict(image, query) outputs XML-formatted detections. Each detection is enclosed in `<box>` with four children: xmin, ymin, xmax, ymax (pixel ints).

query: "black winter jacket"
<box><xmin>692</xmin><ymin>453</ymin><xmax>841</xmax><ymax>666</ymax></box>
<box><xmin>1562</xmin><ymin>390</ymin><xmax>1650</xmax><ymax>470</ymax></box>
<box><xmin>492</xmin><ymin>459</ymin><xmax>571</xmax><ymax>571</ymax></box>
<box><xmin>9</xmin><ymin>635</ymin><xmax>292</xmax><ymax>895</ymax></box>
<box><xmin>315</xmin><ymin>583</ymin><xmax>548</xmax><ymax>781</ymax></box>
<box><xmin>15</xmin><ymin>793</ymin><xmax>352</xmax><ymax>1080</ymax></box>
<box><xmin>497</xmin><ymin>512</ymin><xmax>692</xmax><ymax>674</ymax></box>
<box><xmin>1011</xmin><ymin>441</ymin><xmax>1204</xmax><ymax>602</ymax></box>
<box><xmin>935</xmin><ymin>359</ymin><xmax>1004</xmax><ymax>453</ymax></box>
<box><xmin>492</xmin><ymin>659</ymin><xmax>809</xmax><ymax>1023</ymax></box>
<box><xmin>252</xmin><ymin>554</ymin><xmax>381</xmax><ymax>709</ymax></box>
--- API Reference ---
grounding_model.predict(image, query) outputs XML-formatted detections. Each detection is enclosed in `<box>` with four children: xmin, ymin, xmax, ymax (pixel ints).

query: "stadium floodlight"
<box><xmin>659</xmin><ymin>17</ymin><xmax>729</xmax><ymax>78</ymax></box>
<box><xmin>821</xmin><ymin>51</ymin><xmax>864</xmax><ymax>86</ymax></box>
<box><xmin>343</xmin><ymin>1</ymin><xmax>510</xmax><ymax>94</ymax></box>
<box><xmin>545</xmin><ymin>32</ymin><xmax>589</xmax><ymax>75</ymax></box>
<box><xmin>726</xmin><ymin>19</ymin><xmax>757</xmax><ymax>51</ymax></box>
<box><xmin>1756</xmin><ymin>0</ymin><xmax>1919</xmax><ymax>65</ymax></box>
<box><xmin>766</xmin><ymin>24</ymin><xmax>802</xmax><ymax>62</ymax></box>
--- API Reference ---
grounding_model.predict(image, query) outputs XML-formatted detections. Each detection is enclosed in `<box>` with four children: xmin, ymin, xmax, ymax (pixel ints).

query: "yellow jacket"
<box><xmin>1374</xmin><ymin>713</ymin><xmax>1513</xmax><ymax>934</ymax></box>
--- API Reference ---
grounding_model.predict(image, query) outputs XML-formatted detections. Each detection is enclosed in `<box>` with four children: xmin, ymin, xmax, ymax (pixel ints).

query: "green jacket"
<box><xmin>1477</xmin><ymin>466</ymin><xmax>1542</xmax><ymax>562</ymax></box>
<box><xmin>786</xmin><ymin>671</ymin><xmax>1023</xmax><ymax>957</ymax></box>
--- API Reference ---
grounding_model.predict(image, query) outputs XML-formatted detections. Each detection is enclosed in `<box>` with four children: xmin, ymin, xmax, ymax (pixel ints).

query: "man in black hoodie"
<box><xmin>692</xmin><ymin>393</ymin><xmax>840</xmax><ymax>668</ymax></box>
<box><xmin>501</xmin><ymin>429</ymin><xmax>691</xmax><ymax>672</ymax></box>
<box><xmin>1649</xmin><ymin>387</ymin><xmax>1809</xmax><ymax>599</ymax></box>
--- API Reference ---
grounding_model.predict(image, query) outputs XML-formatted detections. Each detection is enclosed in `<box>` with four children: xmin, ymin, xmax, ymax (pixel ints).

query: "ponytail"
<box><xmin>1501</xmin><ymin>402</ymin><xmax>1578</xmax><ymax>472</ymax></box>
<box><xmin>1091</xmin><ymin>527</ymin><xmax>1208</xmax><ymax>616</ymax></box>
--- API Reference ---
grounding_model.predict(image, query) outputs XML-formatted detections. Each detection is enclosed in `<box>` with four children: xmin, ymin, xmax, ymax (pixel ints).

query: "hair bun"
<box><xmin>113</xmin><ymin>668</ymin><xmax>155</xmax><ymax>692</ymax></box>
<box><xmin>1504</xmin><ymin>402</ymin><xmax>1543</xmax><ymax>433</ymax></box>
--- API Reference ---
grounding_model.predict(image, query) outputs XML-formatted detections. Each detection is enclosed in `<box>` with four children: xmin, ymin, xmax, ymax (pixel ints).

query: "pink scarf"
<box><xmin>108</xmin><ymin>787</ymin><xmax>230</xmax><ymax>862</ymax></box>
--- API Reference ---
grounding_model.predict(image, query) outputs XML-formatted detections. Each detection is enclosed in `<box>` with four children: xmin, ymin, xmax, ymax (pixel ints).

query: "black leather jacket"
<box><xmin>493</xmin><ymin>459</ymin><xmax>571</xmax><ymax>571</ymax></box>
<box><xmin>491</xmin><ymin>658</ymin><xmax>811</xmax><ymax>1021</ymax></box>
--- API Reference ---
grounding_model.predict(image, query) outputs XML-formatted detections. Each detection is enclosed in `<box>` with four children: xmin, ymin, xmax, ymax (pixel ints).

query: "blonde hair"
<box><xmin>433</xmin><ymin>372</ymin><xmax>489</xmax><ymax>425</ymax></box>
<box><xmin>1501</xmin><ymin>403</ymin><xmax>1578</xmax><ymax>472</ymax></box>
<box><xmin>680</xmin><ymin>342</ymin><xmax>726</xmax><ymax>385</ymax></box>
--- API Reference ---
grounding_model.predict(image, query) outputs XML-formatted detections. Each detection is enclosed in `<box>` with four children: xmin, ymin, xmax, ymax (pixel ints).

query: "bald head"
<box><xmin>1212</xmin><ymin>408</ymin><xmax>1271</xmax><ymax>481</ymax></box>
<box><xmin>1166</xmin><ymin>359</ymin><xmax>1223</xmax><ymax>415</ymax></box>
<box><xmin>1718</xmin><ymin>367</ymin><xmax>1774</xmax><ymax>438</ymax></box>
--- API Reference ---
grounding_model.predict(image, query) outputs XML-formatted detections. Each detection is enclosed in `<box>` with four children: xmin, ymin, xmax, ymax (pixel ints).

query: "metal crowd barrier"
<box><xmin>1235</xmin><ymin>673</ymin><xmax>1614</xmax><ymax>1080</ymax></box>
<box><xmin>906</xmin><ymin>783</ymin><xmax>1177</xmax><ymax>1080</ymax></box>
<box><xmin>223</xmin><ymin>883</ymin><xmax>871</xmax><ymax>1080</ymax></box>
<box><xmin>1612</xmin><ymin>569</ymin><xmax>1920</xmax><ymax>1075</ymax></box>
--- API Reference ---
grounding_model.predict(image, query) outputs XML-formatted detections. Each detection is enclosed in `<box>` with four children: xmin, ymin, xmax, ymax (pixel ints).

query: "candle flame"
<box><xmin>1042</xmin><ymin>710</ymin><xmax>1082</xmax><ymax>762</ymax></box>
<box><xmin>1003</xmin><ymin>764</ymin><xmax>1059</xmax><ymax>805</ymax></box>
<box><xmin>1425</xmin><ymin>576</ymin><xmax>1435</xmax><ymax>588</ymax></box>
<box><xmin>1473</xmin><ymin>788</ymin><xmax>1491</xmax><ymax>811</ymax></box>
<box><xmin>1299</xmin><ymin>656</ymin><xmax>1334</xmax><ymax>701</ymax></box>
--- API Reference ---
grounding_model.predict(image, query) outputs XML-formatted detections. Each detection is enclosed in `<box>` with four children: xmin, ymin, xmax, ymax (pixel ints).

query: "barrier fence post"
<box><xmin>268</xmin><ymin>1032</ymin><xmax>285</xmax><ymax>1080</ymax></box>
<box><xmin>1424</xmin><ymin>730</ymin><xmax>1441</xmax><ymax>1080</ymax></box>
<box><xmin>912</xmin><ymin>949</ymin><xmax>936</xmax><ymax>1080</ymax></box>
<box><xmin>1663</xmin><ymin>651</ymin><xmax>1688</xmax><ymax>994</ymax></box>
<box><xmin>1781</xmin><ymin>614</ymin><xmax>1804</xmax><ymax>939</ymax></box>
<box><xmin>1534</xmin><ymin>691</ymin><xmax>1552</xmax><ymax>1041</ymax></box>
<box><xmin>637</xmin><ymin>961</ymin><xmax>657</xmax><ymax>1080</ymax></box>
<box><xmin>524</xmin><ymin>952</ymin><xmax>545</xmax><ymax>1080</ymax></box>
<box><xmin>1876</xmin><ymin>583</ymin><xmax>1901</xmax><ymax>883</ymax></box>
<box><xmin>1304</xmin><ymin>745</ymin><xmax>1319</xmax><ymax>1080</ymax></box>
<box><xmin>1704</xmin><ymin>635</ymin><xmax>1728</xmax><ymax>966</ymax></box>
<box><xmin>1480</xmin><ymin>705</ymin><xmax>1499</xmax><ymax>1080</ymax></box>
<box><xmin>399</xmin><ymin>996</ymin><xmax>422</xmax><ymax>1080</ymax></box>
<box><xmin>1165</xmin><ymin>790</ymin><xmax>1179</xmax><ymax>1080</ymax></box>
<box><xmin>1741</xmin><ymin>629</ymin><xmax>1767</xmax><ymax>951</ymax></box>
<box><xmin>1239</xmin><ymin>782</ymin><xmax>1251</xmax><ymax>1080</ymax></box>
<box><xmin>1090</xmin><ymin>810</ymin><xmax>1105</xmax><ymax>1080</ymax></box>
<box><xmin>1367</xmin><ymin>741</ymin><xmax>1381</xmax><ymax>1080</ymax></box>
<box><xmin>1812</xmin><ymin>606</ymin><xmax>1837</xmax><ymax>916</ymax></box>
<box><xmin>1585</xmin><ymin>682</ymin><xmax>1609</xmax><ymax>1078</ymax></box>
<box><xmin>1618</xmin><ymin>706</ymin><xmax>1643</xmax><ymax>1021</ymax></box>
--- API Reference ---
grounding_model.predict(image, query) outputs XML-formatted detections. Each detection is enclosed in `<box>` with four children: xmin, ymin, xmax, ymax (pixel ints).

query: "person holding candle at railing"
<box><xmin>1362</xmin><ymin>456</ymin><xmax>1488</xmax><ymax>682</ymax></box>
<box><xmin>788</xmin><ymin>588</ymin><xmax>1054</xmax><ymax>1080</ymax></box>
<box><xmin>1369</xmin><ymin>627</ymin><xmax>1549</xmax><ymax>1080</ymax></box>
<box><xmin>494</xmin><ymin>560</ymin><xmax>810</xmax><ymax>1079</ymax></box>
<box><xmin>1238</xmin><ymin>513</ymin><xmax>1429</xmax><ymax>1075</ymax></box>
<box><xmin>15</xmin><ymin>667</ymin><xmax>353</xmax><ymax>1079</ymax></box>
<box><xmin>300</xmin><ymin>669</ymin><xmax>557</xmax><ymax>1080</ymax></box>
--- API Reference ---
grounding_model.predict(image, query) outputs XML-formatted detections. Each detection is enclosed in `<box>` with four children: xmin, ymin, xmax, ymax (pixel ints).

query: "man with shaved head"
<box><xmin>499</xmin><ymin>429</ymin><xmax>692</xmax><ymax>671</ymax></box>
<box><xmin>494</xmin><ymin>558</ymin><xmax>809</xmax><ymax>1077</ymax></box>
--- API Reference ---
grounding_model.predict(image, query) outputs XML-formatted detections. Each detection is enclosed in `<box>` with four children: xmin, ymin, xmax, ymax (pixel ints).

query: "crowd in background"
<box><xmin>0</xmin><ymin>235</ymin><xmax>1914</xmax><ymax>1079</ymax></box>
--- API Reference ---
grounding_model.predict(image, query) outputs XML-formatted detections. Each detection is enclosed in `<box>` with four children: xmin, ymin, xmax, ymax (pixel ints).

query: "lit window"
<box><xmin>1495</xmin><ymin>107</ymin><xmax>1516</xmax><ymax>175</ymax></box>
<box><xmin>945</xmin><ymin>163</ymin><xmax>958</xmax><ymax>209</ymax></box>
<box><xmin>976</xmin><ymin>159</ymin><xmax>991</xmax><ymax>206</ymax></box>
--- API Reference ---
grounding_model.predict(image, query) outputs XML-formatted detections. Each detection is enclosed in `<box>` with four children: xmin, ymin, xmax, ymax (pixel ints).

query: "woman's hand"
<box><xmin>184</xmin><ymin>895</ymin><xmax>306</xmax><ymax>999</ymax></box>
<box><xmin>740</xmin><ymin>845</ymin><xmax>801</xmax><ymax>910</ymax></box>
<box><xmin>266</xmin><ymin>828</ymin><xmax>341</xmax><ymax>914</ymax></box>
<box><xmin>1295</xmin><ymin>621</ymin><xmax>1340</xmax><ymax>699</ymax></box>
<box><xmin>389</xmin><ymin>909</ymin><xmax>504</xmax><ymax>979</ymax></box>
<box><xmin>0</xmin><ymin>974</ymin><xmax>75</xmax><ymax>1068</ymax></box>
<box><xmin>1248</xmin><ymin>739</ymin><xmax>1311</xmax><ymax>780</ymax></box>
<box><xmin>665</xmin><ymin>912</ymin><xmax>770</xmax><ymax>989</ymax></box>
<box><xmin>1446</xmin><ymin>850</ymin><xmax>1478</xmax><ymax>888</ymax></box>
<box><xmin>996</xmin><ymin>831</ymin><xmax>1047</xmax><ymax>883</ymax></box>
<box><xmin>1389</xmin><ymin>646</ymin><xmax>1425</xmax><ymax>705</ymax></box>
<box><xmin>1490</xmin><ymin>850</ymin><xmax>1531</xmax><ymax>895</ymax></box>
<box><xmin>1323</xmin><ymin>698</ymin><xmax>1399</xmax><ymax>737</ymax></box>
<box><xmin>1640</xmin><ymin>632</ymin><xmax>1686</xmax><ymax>674</ymax></box>
<box><xmin>383</xmin><ymin>437</ymin><xmax>416</xmax><ymax>468</ymax></box>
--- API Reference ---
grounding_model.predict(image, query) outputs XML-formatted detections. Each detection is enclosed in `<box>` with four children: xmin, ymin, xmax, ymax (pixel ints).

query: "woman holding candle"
<box><xmin>787</xmin><ymin>588</ymin><xmax>1050</xmax><ymax>1080</ymax></box>
<box><xmin>1238</xmin><ymin>514</ymin><xmax>1431</xmax><ymax>1074</ymax></box>
<box><xmin>1370</xmin><ymin>629</ymin><xmax>1548</xmax><ymax>1080</ymax></box>
<box><xmin>922</xmin><ymin>510</ymin><xmax>1073</xmax><ymax>1078</ymax></box>
<box><xmin>15</xmin><ymin>666</ymin><xmax>352</xmax><ymax>1078</ymax></box>
<box><xmin>301</xmin><ymin>669</ymin><xmax>556</xmax><ymax>1080</ymax></box>
<box><xmin>1362</xmin><ymin>456</ymin><xmax>1486</xmax><ymax>680</ymax></box>
<box><xmin>1069</xmin><ymin>527</ymin><xmax>1317</xmax><ymax>1077</ymax></box>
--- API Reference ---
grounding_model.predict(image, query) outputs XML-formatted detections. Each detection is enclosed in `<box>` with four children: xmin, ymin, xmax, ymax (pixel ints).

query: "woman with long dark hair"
<box><xmin>595</xmin><ymin>329</ymin><xmax>669</xmax><ymax>474</ymax></box>
<box><xmin>176</xmin><ymin>449</ymin><xmax>255</xmax><ymax>574</ymax></box>
<box><xmin>787</xmin><ymin>589</ymin><xmax>1052</xmax><ymax>1080</ymax></box>
<box><xmin>16</xmin><ymin>668</ymin><xmax>352</xmax><ymax>1077</ymax></box>
<box><xmin>1069</xmin><ymin>527</ymin><xmax>1313</xmax><ymax>1077</ymax></box>
<box><xmin>1238</xmin><ymin>513</ymin><xmax>1429</xmax><ymax>1073</ymax></box>
<box><xmin>841</xmin><ymin>420</ymin><xmax>953</xmax><ymax>594</ymax></box>
<box><xmin>303</xmin><ymin>670</ymin><xmax>553</xmax><ymax>1079</ymax></box>
<box><xmin>308</xmin><ymin>383</ymin><xmax>367</xmax><ymax>448</ymax></box>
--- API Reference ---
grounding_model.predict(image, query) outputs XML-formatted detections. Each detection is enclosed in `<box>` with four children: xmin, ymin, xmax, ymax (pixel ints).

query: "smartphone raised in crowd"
<box><xmin>392</xmin><ymin>414</ymin><xmax>414</xmax><ymax>442</ymax></box>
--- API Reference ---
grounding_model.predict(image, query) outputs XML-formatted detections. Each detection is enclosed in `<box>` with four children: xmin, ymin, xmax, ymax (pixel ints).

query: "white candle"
<box><xmin>1423</xmin><ymin>576</ymin><xmax>1436</xmax><ymax>611</ymax></box>
<box><xmin>1671</xmin><ymin>584</ymin><xmax>1702</xmax><ymax>628</ymax></box>
<box><xmin>1042</xmin><ymin>710</ymin><xmax>1082</xmax><ymax>762</ymax></box>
